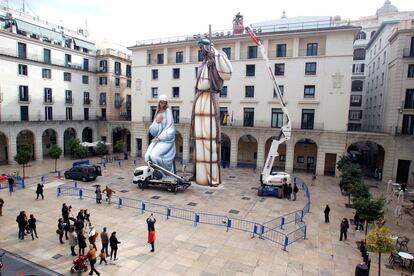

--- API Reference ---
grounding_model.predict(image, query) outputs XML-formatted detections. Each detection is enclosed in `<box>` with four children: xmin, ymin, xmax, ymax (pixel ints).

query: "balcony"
<box><xmin>83</xmin><ymin>98</ymin><xmax>92</xmax><ymax>105</ymax></box>
<box><xmin>18</xmin><ymin>96</ymin><xmax>31</xmax><ymax>104</ymax></box>
<box><xmin>298</xmin><ymin>48</ymin><xmax>326</xmax><ymax>56</ymax></box>
<box><xmin>43</xmin><ymin>96</ymin><xmax>55</xmax><ymax>105</ymax></box>
<box><xmin>403</xmin><ymin>48</ymin><xmax>414</xmax><ymax>58</ymax></box>
<box><xmin>65</xmin><ymin>98</ymin><xmax>73</xmax><ymax>105</ymax></box>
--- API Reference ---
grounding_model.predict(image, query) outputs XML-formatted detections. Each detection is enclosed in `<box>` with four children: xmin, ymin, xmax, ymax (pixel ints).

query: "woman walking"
<box><xmin>57</xmin><ymin>218</ymin><xmax>65</xmax><ymax>244</ymax></box>
<box><xmin>86</xmin><ymin>244</ymin><xmax>100</xmax><ymax>275</ymax></box>
<box><xmin>95</xmin><ymin>185</ymin><xmax>102</xmax><ymax>204</ymax></box>
<box><xmin>68</xmin><ymin>227</ymin><xmax>77</xmax><ymax>256</ymax></box>
<box><xmin>35</xmin><ymin>183</ymin><xmax>44</xmax><ymax>200</ymax></box>
<box><xmin>28</xmin><ymin>214</ymin><xmax>38</xmax><ymax>239</ymax></box>
<box><xmin>109</xmin><ymin>232</ymin><xmax>120</xmax><ymax>260</ymax></box>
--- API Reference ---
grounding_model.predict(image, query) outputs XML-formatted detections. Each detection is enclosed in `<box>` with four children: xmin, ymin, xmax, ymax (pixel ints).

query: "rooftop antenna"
<box><xmin>281</xmin><ymin>9</ymin><xmax>287</xmax><ymax>19</ymax></box>
<box><xmin>22</xmin><ymin>0</ymin><xmax>25</xmax><ymax>13</ymax></box>
<box><xmin>84</xmin><ymin>19</ymin><xmax>89</xmax><ymax>37</ymax></box>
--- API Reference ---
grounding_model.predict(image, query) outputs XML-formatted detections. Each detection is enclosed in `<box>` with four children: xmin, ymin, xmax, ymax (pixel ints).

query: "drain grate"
<box><xmin>52</xmin><ymin>254</ymin><xmax>63</xmax><ymax>259</ymax></box>
<box><xmin>151</xmin><ymin>196</ymin><xmax>161</xmax><ymax>199</ymax></box>
<box><xmin>117</xmin><ymin>177</ymin><xmax>125</xmax><ymax>180</ymax></box>
<box><xmin>229</xmin><ymin>209</ymin><xmax>239</xmax><ymax>214</ymax></box>
<box><xmin>205</xmin><ymin>191</ymin><xmax>214</xmax><ymax>195</ymax></box>
<box><xmin>241</xmin><ymin>197</ymin><xmax>251</xmax><ymax>200</ymax></box>
<box><xmin>119</xmin><ymin>190</ymin><xmax>129</xmax><ymax>193</ymax></box>
<box><xmin>187</xmin><ymin>202</ymin><xmax>198</xmax><ymax>206</ymax></box>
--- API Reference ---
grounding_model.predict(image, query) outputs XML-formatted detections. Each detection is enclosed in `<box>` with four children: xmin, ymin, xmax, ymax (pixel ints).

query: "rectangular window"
<box><xmin>114</xmin><ymin>61</ymin><xmax>121</xmax><ymax>75</ymax></box>
<box><xmin>126</xmin><ymin>65</ymin><xmax>131</xmax><ymax>77</ymax></box>
<box><xmin>176</xmin><ymin>51</ymin><xmax>183</xmax><ymax>63</ymax></box>
<box><xmin>271</xmin><ymin>108</ymin><xmax>283</xmax><ymax>128</ymax></box>
<box><xmin>84</xmin><ymin>108</ymin><xmax>89</xmax><ymax>120</ymax></box>
<box><xmin>83</xmin><ymin>58</ymin><xmax>89</xmax><ymax>71</ymax></box>
<box><xmin>274</xmin><ymin>85</ymin><xmax>284</xmax><ymax>98</ymax></box>
<box><xmin>44</xmin><ymin>88</ymin><xmax>52</xmax><ymax>103</ymax></box>
<box><xmin>276</xmin><ymin>44</ymin><xmax>287</xmax><ymax>57</ymax></box>
<box><xmin>66</xmin><ymin>107</ymin><xmax>72</xmax><ymax>120</ymax></box>
<box><xmin>20</xmin><ymin>106</ymin><xmax>29</xmax><ymax>121</ymax></box>
<box><xmin>246</xmin><ymin>64</ymin><xmax>255</xmax><ymax>76</ymax></box>
<box><xmin>43</xmin><ymin>49</ymin><xmax>51</xmax><ymax>64</ymax></box>
<box><xmin>402</xmin><ymin>115</ymin><xmax>414</xmax><ymax>135</ymax></box>
<box><xmin>99</xmin><ymin>93</ymin><xmax>107</xmax><ymax>106</ymax></box>
<box><xmin>115</xmin><ymin>77</ymin><xmax>120</xmax><ymax>87</ymax></box>
<box><xmin>115</xmin><ymin>93</ymin><xmax>122</xmax><ymax>108</ymax></box>
<box><xmin>305</xmin><ymin>62</ymin><xmax>317</xmax><ymax>75</ymax></box>
<box><xmin>222</xmin><ymin>47</ymin><xmax>231</xmax><ymax>59</ymax></box>
<box><xmin>65</xmin><ymin>54</ymin><xmax>71</xmax><ymax>67</ymax></box>
<box><xmin>408</xmin><ymin>64</ymin><xmax>414</xmax><ymax>78</ymax></box>
<box><xmin>19</xmin><ymin>85</ymin><xmax>29</xmax><ymax>101</ymax></box>
<box><xmin>173</xmin><ymin>68</ymin><xmax>180</xmax><ymax>79</ymax></box>
<box><xmin>350</xmin><ymin>95</ymin><xmax>362</xmax><ymax>106</ymax></box>
<box><xmin>151</xmin><ymin>87</ymin><xmax>158</xmax><ymax>98</ymax></box>
<box><xmin>220</xmin><ymin>107</ymin><xmax>228</xmax><ymax>126</ymax></box>
<box><xmin>127</xmin><ymin>79</ymin><xmax>131</xmax><ymax>88</ymax></box>
<box><xmin>220</xmin><ymin>86</ymin><xmax>228</xmax><ymax>97</ymax></box>
<box><xmin>248</xmin><ymin>46</ymin><xmax>258</xmax><ymax>59</ymax></box>
<box><xmin>18</xmin><ymin>42</ymin><xmax>27</xmax><ymax>59</ymax></box>
<box><xmin>65</xmin><ymin>90</ymin><xmax>72</xmax><ymax>104</ymax></box>
<box><xmin>297</xmin><ymin>156</ymin><xmax>305</xmax><ymax>163</ymax></box>
<box><xmin>172</xmin><ymin>87</ymin><xmax>180</xmax><ymax>98</ymax></box>
<box><xmin>301</xmin><ymin>109</ymin><xmax>315</xmax><ymax>129</ymax></box>
<box><xmin>243</xmin><ymin>108</ymin><xmax>254</xmax><ymax>127</ymax></box>
<box><xmin>150</xmin><ymin>106</ymin><xmax>157</xmax><ymax>121</ymax></box>
<box><xmin>99</xmin><ymin>77</ymin><xmax>107</xmax><ymax>85</ymax></box>
<box><xmin>352</xmin><ymin>64</ymin><xmax>365</xmax><ymax>73</ymax></box>
<box><xmin>349</xmin><ymin>110</ymin><xmax>363</xmax><ymax>120</ymax></box>
<box><xmin>82</xmin><ymin>75</ymin><xmax>89</xmax><ymax>84</ymax></box>
<box><xmin>157</xmin><ymin>53</ymin><xmax>164</xmax><ymax>64</ymax></box>
<box><xmin>171</xmin><ymin>106</ymin><xmax>180</xmax><ymax>124</ymax></box>
<box><xmin>152</xmin><ymin>69</ymin><xmax>158</xmax><ymax>80</ymax></box>
<box><xmin>352</xmin><ymin>80</ymin><xmax>363</xmax><ymax>91</ymax></box>
<box><xmin>83</xmin><ymin>92</ymin><xmax>90</xmax><ymax>105</ymax></box>
<box><xmin>42</xmin><ymin>68</ymin><xmax>51</xmax><ymax>79</ymax></box>
<box><xmin>306</xmin><ymin>43</ymin><xmax>318</xmax><ymax>56</ymax></box>
<box><xmin>64</xmin><ymin>72</ymin><xmax>71</xmax><ymax>81</ymax></box>
<box><xmin>304</xmin><ymin>85</ymin><xmax>315</xmax><ymax>98</ymax></box>
<box><xmin>18</xmin><ymin>64</ymin><xmax>28</xmax><ymax>76</ymax></box>
<box><xmin>405</xmin><ymin>89</ymin><xmax>414</xmax><ymax>109</ymax></box>
<box><xmin>245</xmin><ymin>86</ymin><xmax>254</xmax><ymax>98</ymax></box>
<box><xmin>274</xmin><ymin>63</ymin><xmax>285</xmax><ymax>76</ymax></box>
<box><xmin>44</xmin><ymin>106</ymin><xmax>53</xmax><ymax>120</ymax></box>
<box><xmin>99</xmin><ymin>60</ymin><xmax>107</xmax><ymax>72</ymax></box>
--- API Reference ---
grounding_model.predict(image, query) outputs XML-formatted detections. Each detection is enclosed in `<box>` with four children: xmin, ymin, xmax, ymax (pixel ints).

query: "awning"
<box><xmin>74</xmin><ymin>38</ymin><xmax>96</xmax><ymax>51</ymax></box>
<box><xmin>15</xmin><ymin>19</ymin><xmax>64</xmax><ymax>42</ymax></box>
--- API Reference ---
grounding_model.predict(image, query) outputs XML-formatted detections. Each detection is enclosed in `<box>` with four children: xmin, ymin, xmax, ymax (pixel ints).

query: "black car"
<box><xmin>64</xmin><ymin>165</ymin><xmax>101</xmax><ymax>182</ymax></box>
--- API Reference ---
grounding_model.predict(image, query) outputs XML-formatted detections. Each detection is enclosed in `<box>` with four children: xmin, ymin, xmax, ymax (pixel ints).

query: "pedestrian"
<box><xmin>339</xmin><ymin>218</ymin><xmax>349</xmax><ymax>241</ymax></box>
<box><xmin>354</xmin><ymin>212</ymin><xmax>364</xmax><ymax>231</ymax></box>
<box><xmin>100</xmin><ymin>227</ymin><xmax>109</xmax><ymax>256</ymax></box>
<box><xmin>74</xmin><ymin>218</ymin><xmax>84</xmax><ymax>233</ymax></box>
<box><xmin>95</xmin><ymin>185</ymin><xmax>102</xmax><ymax>204</ymax></box>
<box><xmin>83</xmin><ymin>209</ymin><xmax>91</xmax><ymax>226</ymax></box>
<box><xmin>103</xmin><ymin>186</ymin><xmax>115</xmax><ymax>204</ymax></box>
<box><xmin>99</xmin><ymin>249</ymin><xmax>107</xmax><ymax>265</ymax></box>
<box><xmin>68</xmin><ymin>227</ymin><xmax>77</xmax><ymax>256</ymax></box>
<box><xmin>324</xmin><ymin>205</ymin><xmax>330</xmax><ymax>223</ymax></box>
<box><xmin>8</xmin><ymin>174</ymin><xmax>14</xmax><ymax>196</ymax></box>
<box><xmin>148</xmin><ymin>229</ymin><xmax>156</xmax><ymax>253</ymax></box>
<box><xmin>0</xmin><ymin>197</ymin><xmax>4</xmax><ymax>216</ymax></box>
<box><xmin>16</xmin><ymin>211</ymin><xmax>27</xmax><ymax>240</ymax></box>
<box><xmin>35</xmin><ymin>183</ymin><xmax>44</xmax><ymax>200</ymax></box>
<box><xmin>287</xmin><ymin>183</ymin><xmax>293</xmax><ymax>200</ymax></box>
<box><xmin>109</xmin><ymin>232</ymin><xmax>120</xmax><ymax>260</ymax></box>
<box><xmin>146</xmin><ymin>214</ymin><xmax>156</xmax><ymax>232</ymax></box>
<box><xmin>88</xmin><ymin>227</ymin><xmax>99</xmax><ymax>250</ymax></box>
<box><xmin>282</xmin><ymin>178</ymin><xmax>288</xmax><ymax>199</ymax></box>
<box><xmin>86</xmin><ymin>244</ymin><xmax>100</xmax><ymax>276</ymax></box>
<box><xmin>62</xmin><ymin>203</ymin><xmax>69</xmax><ymax>220</ymax></box>
<box><xmin>28</xmin><ymin>214</ymin><xmax>38</xmax><ymax>240</ymax></box>
<box><xmin>77</xmin><ymin>209</ymin><xmax>85</xmax><ymax>222</ymax></box>
<box><xmin>57</xmin><ymin>218</ymin><xmax>65</xmax><ymax>244</ymax></box>
<box><xmin>293</xmin><ymin>183</ymin><xmax>299</xmax><ymax>201</ymax></box>
<box><xmin>78</xmin><ymin>231</ymin><xmax>87</xmax><ymax>256</ymax></box>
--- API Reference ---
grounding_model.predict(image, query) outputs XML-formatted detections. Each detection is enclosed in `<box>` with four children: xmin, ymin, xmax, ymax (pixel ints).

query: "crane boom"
<box><xmin>246</xmin><ymin>27</ymin><xmax>292</xmax><ymax>184</ymax></box>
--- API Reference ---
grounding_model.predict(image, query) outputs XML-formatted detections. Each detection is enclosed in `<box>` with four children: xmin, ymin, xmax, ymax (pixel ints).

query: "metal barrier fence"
<box><xmin>56</xmin><ymin>175</ymin><xmax>311</xmax><ymax>250</ymax></box>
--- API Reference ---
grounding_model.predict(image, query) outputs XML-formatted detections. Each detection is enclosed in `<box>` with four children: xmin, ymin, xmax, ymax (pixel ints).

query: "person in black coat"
<box><xmin>109</xmin><ymin>232</ymin><xmax>121</xmax><ymax>260</ymax></box>
<box><xmin>57</xmin><ymin>218</ymin><xmax>65</xmax><ymax>244</ymax></box>
<box><xmin>293</xmin><ymin>183</ymin><xmax>299</xmax><ymax>201</ymax></box>
<box><xmin>282</xmin><ymin>178</ymin><xmax>288</xmax><ymax>199</ymax></box>
<box><xmin>324</xmin><ymin>205</ymin><xmax>330</xmax><ymax>223</ymax></box>
<box><xmin>16</xmin><ymin>211</ymin><xmax>27</xmax><ymax>240</ymax></box>
<box><xmin>8</xmin><ymin>175</ymin><xmax>15</xmax><ymax>195</ymax></box>
<box><xmin>28</xmin><ymin>214</ymin><xmax>38</xmax><ymax>239</ymax></box>
<box><xmin>35</xmin><ymin>183</ymin><xmax>44</xmax><ymax>200</ymax></box>
<box><xmin>287</xmin><ymin>184</ymin><xmax>293</xmax><ymax>200</ymax></box>
<box><xmin>77</xmin><ymin>232</ymin><xmax>87</xmax><ymax>256</ymax></box>
<box><xmin>340</xmin><ymin>218</ymin><xmax>349</xmax><ymax>241</ymax></box>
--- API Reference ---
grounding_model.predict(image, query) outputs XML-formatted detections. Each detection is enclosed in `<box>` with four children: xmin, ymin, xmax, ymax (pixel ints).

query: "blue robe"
<box><xmin>145</xmin><ymin>108</ymin><xmax>176</xmax><ymax>173</ymax></box>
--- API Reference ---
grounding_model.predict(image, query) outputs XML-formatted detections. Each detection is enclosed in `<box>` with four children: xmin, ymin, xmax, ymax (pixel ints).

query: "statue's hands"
<box><xmin>151</xmin><ymin>137</ymin><xmax>160</xmax><ymax>143</ymax></box>
<box><xmin>156</xmin><ymin>114</ymin><xmax>163</xmax><ymax>123</ymax></box>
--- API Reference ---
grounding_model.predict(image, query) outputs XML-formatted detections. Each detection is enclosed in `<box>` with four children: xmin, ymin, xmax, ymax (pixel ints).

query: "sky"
<box><xmin>6</xmin><ymin>0</ymin><xmax>413</xmax><ymax>47</ymax></box>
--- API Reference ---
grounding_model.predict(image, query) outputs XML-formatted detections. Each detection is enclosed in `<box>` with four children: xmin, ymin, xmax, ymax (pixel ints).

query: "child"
<box><xmin>99</xmin><ymin>248</ymin><xmax>107</xmax><ymax>265</ymax></box>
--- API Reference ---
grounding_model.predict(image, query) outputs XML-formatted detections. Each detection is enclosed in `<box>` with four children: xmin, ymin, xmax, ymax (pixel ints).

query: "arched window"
<box><xmin>356</xmin><ymin>31</ymin><xmax>366</xmax><ymax>40</ymax></box>
<box><xmin>352</xmin><ymin>80</ymin><xmax>364</xmax><ymax>91</ymax></box>
<box><xmin>353</xmin><ymin>48</ymin><xmax>366</xmax><ymax>60</ymax></box>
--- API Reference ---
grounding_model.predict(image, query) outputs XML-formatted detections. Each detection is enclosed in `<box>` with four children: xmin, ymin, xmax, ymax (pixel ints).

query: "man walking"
<box><xmin>100</xmin><ymin>227</ymin><xmax>109</xmax><ymax>256</ymax></box>
<box><xmin>287</xmin><ymin>183</ymin><xmax>293</xmax><ymax>200</ymax></box>
<box><xmin>16</xmin><ymin>211</ymin><xmax>27</xmax><ymax>240</ymax></box>
<box><xmin>339</xmin><ymin>218</ymin><xmax>349</xmax><ymax>241</ymax></box>
<box><xmin>324</xmin><ymin>205</ymin><xmax>330</xmax><ymax>223</ymax></box>
<box><xmin>36</xmin><ymin>183</ymin><xmax>44</xmax><ymax>200</ymax></box>
<box><xmin>293</xmin><ymin>183</ymin><xmax>299</xmax><ymax>201</ymax></box>
<box><xmin>8</xmin><ymin>174</ymin><xmax>14</xmax><ymax>196</ymax></box>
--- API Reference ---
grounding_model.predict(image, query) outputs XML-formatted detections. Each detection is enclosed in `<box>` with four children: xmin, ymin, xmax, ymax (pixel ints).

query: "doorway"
<box><xmin>396</xmin><ymin>159</ymin><xmax>411</xmax><ymax>184</ymax></box>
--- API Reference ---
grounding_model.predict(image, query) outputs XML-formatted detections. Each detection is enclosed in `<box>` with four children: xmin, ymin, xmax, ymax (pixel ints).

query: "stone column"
<box><xmin>57</xmin><ymin>129</ymin><xmax>65</xmax><ymax>159</ymax></box>
<box><xmin>9</xmin><ymin>132</ymin><xmax>17</xmax><ymax>165</ymax></box>
<box><xmin>256</xmin><ymin>137</ymin><xmax>265</xmax><ymax>171</ymax></box>
<box><xmin>182</xmin><ymin>128</ymin><xmax>190</xmax><ymax>164</ymax></box>
<box><xmin>34</xmin><ymin>131</ymin><xmax>43</xmax><ymax>161</ymax></box>
<box><xmin>315</xmin><ymin>150</ymin><xmax>325</xmax><ymax>176</ymax></box>
<box><xmin>383</xmin><ymin>142</ymin><xmax>395</xmax><ymax>182</ymax></box>
<box><xmin>130</xmin><ymin>133</ymin><xmax>136</xmax><ymax>158</ymax></box>
<box><xmin>335</xmin><ymin>153</ymin><xmax>341</xmax><ymax>177</ymax></box>
<box><xmin>230</xmin><ymin>134</ymin><xmax>238</xmax><ymax>168</ymax></box>
<box><xmin>107</xmin><ymin>125</ymin><xmax>113</xmax><ymax>154</ymax></box>
<box><xmin>285</xmin><ymin>140</ymin><xmax>294</xmax><ymax>173</ymax></box>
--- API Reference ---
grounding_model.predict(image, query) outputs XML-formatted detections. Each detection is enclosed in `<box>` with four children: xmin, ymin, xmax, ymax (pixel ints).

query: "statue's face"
<box><xmin>159</xmin><ymin>101</ymin><xmax>167</xmax><ymax>109</ymax></box>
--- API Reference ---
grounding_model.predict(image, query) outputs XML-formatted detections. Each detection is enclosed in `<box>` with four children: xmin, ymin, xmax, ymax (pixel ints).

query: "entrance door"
<box><xmin>324</xmin><ymin>153</ymin><xmax>337</xmax><ymax>176</ymax></box>
<box><xmin>136</xmin><ymin>138</ymin><xmax>142</xmax><ymax>157</ymax></box>
<box><xmin>396</xmin><ymin>159</ymin><xmax>411</xmax><ymax>184</ymax></box>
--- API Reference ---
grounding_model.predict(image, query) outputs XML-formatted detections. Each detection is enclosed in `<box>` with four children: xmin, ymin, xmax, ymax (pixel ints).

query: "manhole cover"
<box><xmin>205</xmin><ymin>191</ymin><xmax>214</xmax><ymax>194</ymax></box>
<box><xmin>117</xmin><ymin>177</ymin><xmax>125</xmax><ymax>180</ymax></box>
<box><xmin>229</xmin><ymin>176</ymin><xmax>236</xmax><ymax>179</ymax></box>
<box><xmin>151</xmin><ymin>196</ymin><xmax>161</xmax><ymax>199</ymax></box>
<box><xmin>251</xmin><ymin>187</ymin><xmax>259</xmax><ymax>190</ymax></box>
<box><xmin>229</xmin><ymin>209</ymin><xmax>239</xmax><ymax>214</ymax></box>
<box><xmin>242</xmin><ymin>197</ymin><xmax>251</xmax><ymax>200</ymax></box>
<box><xmin>119</xmin><ymin>190</ymin><xmax>129</xmax><ymax>193</ymax></box>
<box><xmin>52</xmin><ymin>254</ymin><xmax>63</xmax><ymax>259</ymax></box>
<box><xmin>187</xmin><ymin>202</ymin><xmax>198</xmax><ymax>206</ymax></box>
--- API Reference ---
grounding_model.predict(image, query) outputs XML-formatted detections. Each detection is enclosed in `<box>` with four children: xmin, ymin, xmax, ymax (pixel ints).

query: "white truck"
<box><xmin>133</xmin><ymin>161</ymin><xmax>191</xmax><ymax>193</ymax></box>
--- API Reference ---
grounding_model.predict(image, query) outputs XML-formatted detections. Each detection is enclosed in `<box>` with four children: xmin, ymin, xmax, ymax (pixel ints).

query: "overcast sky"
<box><xmin>6</xmin><ymin>0</ymin><xmax>413</xmax><ymax>47</ymax></box>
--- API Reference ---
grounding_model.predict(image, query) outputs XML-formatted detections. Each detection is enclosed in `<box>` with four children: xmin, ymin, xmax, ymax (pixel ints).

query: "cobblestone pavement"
<box><xmin>0</xmin><ymin>157</ymin><xmax>412</xmax><ymax>275</ymax></box>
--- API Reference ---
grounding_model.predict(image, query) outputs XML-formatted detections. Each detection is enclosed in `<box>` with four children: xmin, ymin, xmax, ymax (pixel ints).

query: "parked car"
<box><xmin>64</xmin><ymin>165</ymin><xmax>101</xmax><ymax>182</ymax></box>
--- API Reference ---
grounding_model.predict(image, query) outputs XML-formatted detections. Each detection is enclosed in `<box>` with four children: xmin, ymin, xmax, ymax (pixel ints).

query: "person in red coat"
<box><xmin>148</xmin><ymin>230</ymin><xmax>156</xmax><ymax>252</ymax></box>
